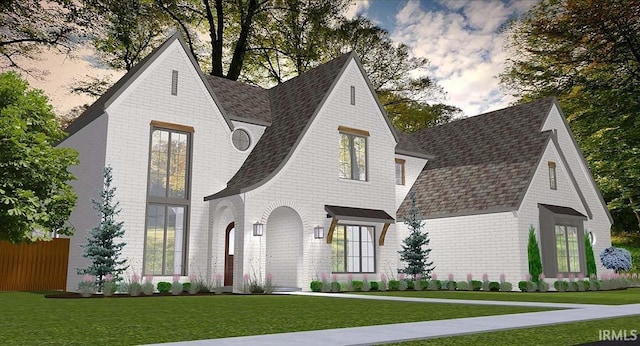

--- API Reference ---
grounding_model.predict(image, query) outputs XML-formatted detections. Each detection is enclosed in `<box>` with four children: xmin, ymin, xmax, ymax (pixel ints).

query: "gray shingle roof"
<box><xmin>205</xmin><ymin>52</ymin><xmax>353</xmax><ymax>200</ymax></box>
<box><xmin>205</xmin><ymin>76</ymin><xmax>272</xmax><ymax>125</ymax></box>
<box><xmin>398</xmin><ymin>97</ymin><xmax>556</xmax><ymax>219</ymax></box>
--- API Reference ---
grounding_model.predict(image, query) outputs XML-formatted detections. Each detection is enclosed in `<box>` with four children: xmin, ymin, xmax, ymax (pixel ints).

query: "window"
<box><xmin>555</xmin><ymin>225</ymin><xmax>580</xmax><ymax>273</ymax></box>
<box><xmin>539</xmin><ymin>204</ymin><xmax>586</xmax><ymax>277</ymax></box>
<box><xmin>231</xmin><ymin>129</ymin><xmax>251</xmax><ymax>151</ymax></box>
<box><xmin>145</xmin><ymin>125</ymin><xmax>191</xmax><ymax>275</ymax></box>
<box><xmin>549</xmin><ymin>161</ymin><xmax>557</xmax><ymax>190</ymax></box>
<box><xmin>350</xmin><ymin>86</ymin><xmax>356</xmax><ymax>105</ymax></box>
<box><xmin>331</xmin><ymin>225</ymin><xmax>375</xmax><ymax>273</ymax></box>
<box><xmin>171</xmin><ymin>70</ymin><xmax>178</xmax><ymax>95</ymax></box>
<box><xmin>338</xmin><ymin>127</ymin><xmax>368</xmax><ymax>181</ymax></box>
<box><xmin>395</xmin><ymin>158</ymin><xmax>405</xmax><ymax>185</ymax></box>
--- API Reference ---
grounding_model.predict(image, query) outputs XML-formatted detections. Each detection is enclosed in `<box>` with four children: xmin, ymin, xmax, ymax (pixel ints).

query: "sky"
<box><xmin>17</xmin><ymin>0</ymin><xmax>538</xmax><ymax>117</ymax></box>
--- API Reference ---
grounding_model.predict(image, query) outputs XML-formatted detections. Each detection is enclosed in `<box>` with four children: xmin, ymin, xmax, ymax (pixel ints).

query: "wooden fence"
<box><xmin>0</xmin><ymin>238</ymin><xmax>69</xmax><ymax>291</ymax></box>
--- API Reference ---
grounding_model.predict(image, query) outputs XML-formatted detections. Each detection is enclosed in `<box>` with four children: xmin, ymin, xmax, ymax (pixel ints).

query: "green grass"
<box><xmin>359</xmin><ymin>287</ymin><xmax>640</xmax><ymax>305</ymax></box>
<box><xmin>0</xmin><ymin>292</ymin><xmax>551</xmax><ymax>345</ymax></box>
<box><xmin>387</xmin><ymin>316</ymin><xmax>640</xmax><ymax>345</ymax></box>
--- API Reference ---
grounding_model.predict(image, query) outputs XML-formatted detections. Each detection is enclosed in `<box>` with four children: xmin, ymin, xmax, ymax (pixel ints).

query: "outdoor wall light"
<box><xmin>314</xmin><ymin>226</ymin><xmax>324</xmax><ymax>239</ymax></box>
<box><xmin>253</xmin><ymin>222</ymin><xmax>264</xmax><ymax>236</ymax></box>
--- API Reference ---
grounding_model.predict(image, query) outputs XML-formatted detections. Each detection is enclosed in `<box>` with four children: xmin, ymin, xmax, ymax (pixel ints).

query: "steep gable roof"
<box><xmin>61</xmin><ymin>33</ymin><xmax>234</xmax><ymax>141</ymax></box>
<box><xmin>205</xmin><ymin>75</ymin><xmax>272</xmax><ymax>126</ymax></box>
<box><xmin>205</xmin><ymin>52</ymin><xmax>353</xmax><ymax>200</ymax></box>
<box><xmin>398</xmin><ymin>97</ymin><xmax>556</xmax><ymax>219</ymax></box>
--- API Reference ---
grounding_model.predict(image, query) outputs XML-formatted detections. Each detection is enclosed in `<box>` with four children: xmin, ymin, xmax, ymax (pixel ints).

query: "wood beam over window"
<box><xmin>338</xmin><ymin>125</ymin><xmax>369</xmax><ymax>137</ymax></box>
<box><xmin>150</xmin><ymin>120</ymin><xmax>194</xmax><ymax>133</ymax></box>
<box><xmin>379</xmin><ymin>223</ymin><xmax>390</xmax><ymax>246</ymax></box>
<box><xmin>326</xmin><ymin>217</ymin><xmax>339</xmax><ymax>244</ymax></box>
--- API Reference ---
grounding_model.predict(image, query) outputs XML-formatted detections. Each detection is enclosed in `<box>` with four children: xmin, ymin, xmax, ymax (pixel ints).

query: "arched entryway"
<box><xmin>265</xmin><ymin>206</ymin><xmax>303</xmax><ymax>288</ymax></box>
<box><xmin>224</xmin><ymin>222</ymin><xmax>235</xmax><ymax>286</ymax></box>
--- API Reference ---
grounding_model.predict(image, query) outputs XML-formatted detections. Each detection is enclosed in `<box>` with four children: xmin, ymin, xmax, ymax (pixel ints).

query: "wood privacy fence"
<box><xmin>0</xmin><ymin>238</ymin><xmax>69</xmax><ymax>291</ymax></box>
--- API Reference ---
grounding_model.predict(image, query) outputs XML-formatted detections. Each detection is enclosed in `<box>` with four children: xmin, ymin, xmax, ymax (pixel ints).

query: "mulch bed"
<box><xmin>45</xmin><ymin>292</ymin><xmax>228</xmax><ymax>299</ymax></box>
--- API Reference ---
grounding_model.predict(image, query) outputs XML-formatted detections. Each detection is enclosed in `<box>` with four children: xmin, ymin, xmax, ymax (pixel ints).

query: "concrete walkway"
<box><xmin>147</xmin><ymin>292</ymin><xmax>640</xmax><ymax>346</ymax></box>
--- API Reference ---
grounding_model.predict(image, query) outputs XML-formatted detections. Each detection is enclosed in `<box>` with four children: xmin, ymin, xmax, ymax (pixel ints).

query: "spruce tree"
<box><xmin>527</xmin><ymin>225</ymin><xmax>543</xmax><ymax>282</ymax></box>
<box><xmin>399</xmin><ymin>191</ymin><xmax>434</xmax><ymax>280</ymax></box>
<box><xmin>78</xmin><ymin>166</ymin><xmax>128</xmax><ymax>289</ymax></box>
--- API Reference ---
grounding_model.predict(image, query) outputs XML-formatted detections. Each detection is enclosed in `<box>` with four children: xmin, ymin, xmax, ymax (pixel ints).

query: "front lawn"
<box><xmin>0</xmin><ymin>292</ymin><xmax>550</xmax><ymax>345</ymax></box>
<box><xmin>359</xmin><ymin>287</ymin><xmax>640</xmax><ymax>305</ymax></box>
<box><xmin>388</xmin><ymin>316</ymin><xmax>640</xmax><ymax>345</ymax></box>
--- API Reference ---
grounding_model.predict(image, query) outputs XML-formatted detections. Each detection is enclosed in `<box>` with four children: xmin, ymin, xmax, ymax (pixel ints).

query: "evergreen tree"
<box><xmin>399</xmin><ymin>191</ymin><xmax>434</xmax><ymax>280</ymax></box>
<box><xmin>527</xmin><ymin>226</ymin><xmax>543</xmax><ymax>283</ymax></box>
<box><xmin>585</xmin><ymin>232</ymin><xmax>597</xmax><ymax>278</ymax></box>
<box><xmin>78</xmin><ymin>166</ymin><xmax>128</xmax><ymax>289</ymax></box>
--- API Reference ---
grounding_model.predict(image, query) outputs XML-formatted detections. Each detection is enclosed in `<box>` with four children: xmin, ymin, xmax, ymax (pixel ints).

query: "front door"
<box><xmin>224</xmin><ymin>223</ymin><xmax>234</xmax><ymax>286</ymax></box>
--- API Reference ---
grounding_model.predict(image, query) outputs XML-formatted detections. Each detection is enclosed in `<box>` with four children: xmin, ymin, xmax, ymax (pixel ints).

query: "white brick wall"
<box><xmin>395</xmin><ymin>154</ymin><xmax>428</xmax><ymax>209</ymax></box>
<box><xmin>63</xmin><ymin>40</ymin><xmax>257</xmax><ymax>289</ymax></box>
<box><xmin>407</xmin><ymin>212</ymin><xmax>524</xmax><ymax>283</ymax></box>
<box><xmin>58</xmin><ymin>115</ymin><xmax>108</xmax><ymax>291</ymax></box>
<box><xmin>238</xmin><ymin>59</ymin><xmax>399</xmax><ymax>290</ymax></box>
<box><xmin>539</xmin><ymin>105</ymin><xmax>613</xmax><ymax>274</ymax></box>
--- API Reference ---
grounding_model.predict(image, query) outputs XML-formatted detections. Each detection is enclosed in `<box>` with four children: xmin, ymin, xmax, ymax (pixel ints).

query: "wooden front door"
<box><xmin>224</xmin><ymin>223</ymin><xmax>234</xmax><ymax>286</ymax></box>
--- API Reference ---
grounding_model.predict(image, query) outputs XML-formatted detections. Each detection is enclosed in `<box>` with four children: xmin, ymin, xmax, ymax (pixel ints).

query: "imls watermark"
<box><xmin>599</xmin><ymin>330</ymin><xmax>638</xmax><ymax>341</ymax></box>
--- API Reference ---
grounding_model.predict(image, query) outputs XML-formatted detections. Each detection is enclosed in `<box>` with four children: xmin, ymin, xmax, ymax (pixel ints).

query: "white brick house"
<box><xmin>59</xmin><ymin>34</ymin><xmax>612</xmax><ymax>292</ymax></box>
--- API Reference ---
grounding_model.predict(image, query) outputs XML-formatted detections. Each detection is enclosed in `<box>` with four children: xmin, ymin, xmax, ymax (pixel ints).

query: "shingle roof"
<box><xmin>205</xmin><ymin>76</ymin><xmax>272</xmax><ymax>125</ymax></box>
<box><xmin>398</xmin><ymin>97</ymin><xmax>556</xmax><ymax>219</ymax></box>
<box><xmin>205</xmin><ymin>52</ymin><xmax>353</xmax><ymax>200</ymax></box>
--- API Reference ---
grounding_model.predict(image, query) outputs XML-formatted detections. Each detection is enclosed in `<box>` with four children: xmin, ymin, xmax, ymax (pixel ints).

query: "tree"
<box><xmin>0</xmin><ymin>72</ymin><xmax>78</xmax><ymax>243</ymax></box>
<box><xmin>0</xmin><ymin>0</ymin><xmax>77</xmax><ymax>71</ymax></box>
<box><xmin>585</xmin><ymin>231</ymin><xmax>597</xmax><ymax>278</ymax></box>
<box><xmin>527</xmin><ymin>226</ymin><xmax>543</xmax><ymax>282</ymax></box>
<box><xmin>399</xmin><ymin>191</ymin><xmax>434</xmax><ymax>280</ymax></box>
<box><xmin>500</xmin><ymin>0</ymin><xmax>640</xmax><ymax>232</ymax></box>
<box><xmin>78</xmin><ymin>166</ymin><xmax>129</xmax><ymax>289</ymax></box>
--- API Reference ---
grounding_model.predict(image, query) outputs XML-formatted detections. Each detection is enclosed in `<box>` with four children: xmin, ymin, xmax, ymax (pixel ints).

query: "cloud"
<box><xmin>345</xmin><ymin>0</ymin><xmax>371</xmax><ymax>19</ymax></box>
<box><xmin>391</xmin><ymin>0</ymin><xmax>536</xmax><ymax>116</ymax></box>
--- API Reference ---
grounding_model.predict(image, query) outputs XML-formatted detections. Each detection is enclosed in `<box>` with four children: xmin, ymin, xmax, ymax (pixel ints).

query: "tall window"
<box><xmin>339</xmin><ymin>132</ymin><xmax>367</xmax><ymax>181</ymax></box>
<box><xmin>555</xmin><ymin>225</ymin><xmax>580</xmax><ymax>273</ymax></box>
<box><xmin>549</xmin><ymin>161</ymin><xmax>557</xmax><ymax>190</ymax></box>
<box><xmin>145</xmin><ymin>125</ymin><xmax>191</xmax><ymax>275</ymax></box>
<box><xmin>395</xmin><ymin>158</ymin><xmax>405</xmax><ymax>185</ymax></box>
<box><xmin>331</xmin><ymin>225</ymin><xmax>375</xmax><ymax>273</ymax></box>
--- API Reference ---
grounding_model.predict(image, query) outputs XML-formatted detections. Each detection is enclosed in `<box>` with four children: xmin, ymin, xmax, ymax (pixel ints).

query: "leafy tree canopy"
<box><xmin>500</xmin><ymin>0</ymin><xmax>640</xmax><ymax>232</ymax></box>
<box><xmin>0</xmin><ymin>72</ymin><xmax>78</xmax><ymax>243</ymax></box>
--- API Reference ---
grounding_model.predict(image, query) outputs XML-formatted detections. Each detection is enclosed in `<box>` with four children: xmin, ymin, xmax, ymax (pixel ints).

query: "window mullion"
<box><xmin>349</xmin><ymin>135</ymin><xmax>356</xmax><ymax>179</ymax></box>
<box><xmin>165</xmin><ymin>132</ymin><xmax>172</xmax><ymax>198</ymax></box>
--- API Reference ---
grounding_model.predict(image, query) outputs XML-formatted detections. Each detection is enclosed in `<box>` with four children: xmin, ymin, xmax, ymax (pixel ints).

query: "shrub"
<box><xmin>182</xmin><ymin>282</ymin><xmax>191</xmax><ymax>293</ymax></box>
<box><xmin>456</xmin><ymin>281</ymin><xmax>469</xmax><ymax>291</ymax></box>
<box><xmin>330</xmin><ymin>281</ymin><xmax>341</xmax><ymax>292</ymax></box>
<box><xmin>567</xmin><ymin>281</ymin><xmax>578</xmax><ymax>292</ymax></box>
<box><xmin>554</xmin><ymin>280</ymin><xmax>569</xmax><ymax>292</ymax></box>
<box><xmin>157</xmin><ymin>282</ymin><xmax>171</xmax><ymax>293</ymax></box>
<box><xmin>589</xmin><ymin>280</ymin><xmax>600</xmax><ymax>291</ymax></box>
<box><xmin>427</xmin><ymin>279</ymin><xmax>441</xmax><ymax>290</ymax></box>
<box><xmin>310</xmin><ymin>281</ymin><xmax>323</xmax><ymax>292</ymax></box>
<box><xmin>600</xmin><ymin>247</ymin><xmax>633</xmax><ymax>273</ymax></box>
<box><xmin>102</xmin><ymin>281</ymin><xmax>118</xmax><ymax>297</ymax></box>
<box><xmin>444</xmin><ymin>280</ymin><xmax>457</xmax><ymax>291</ymax></box>
<box><xmin>499</xmin><ymin>282</ymin><xmax>513</xmax><ymax>292</ymax></box>
<box><xmin>351</xmin><ymin>280</ymin><xmax>364</xmax><ymax>291</ymax></box>
<box><xmin>489</xmin><ymin>281</ymin><xmax>500</xmax><ymax>292</ymax></box>
<box><xmin>171</xmin><ymin>281</ymin><xmax>182</xmax><ymax>295</ymax></box>
<box><xmin>577</xmin><ymin>280</ymin><xmax>590</xmax><ymax>291</ymax></box>
<box><xmin>470</xmin><ymin>280</ymin><xmax>482</xmax><ymax>291</ymax></box>
<box><xmin>538</xmin><ymin>280</ymin><xmax>550</xmax><ymax>292</ymax></box>
<box><xmin>406</xmin><ymin>280</ymin><xmax>414</xmax><ymax>290</ymax></box>
<box><xmin>418</xmin><ymin>280</ymin><xmax>429</xmax><ymax>290</ymax></box>
<box><xmin>518</xmin><ymin>281</ymin><xmax>537</xmax><ymax>292</ymax></box>
<box><xmin>77</xmin><ymin>274</ymin><xmax>97</xmax><ymax>297</ymax></box>
<box><xmin>399</xmin><ymin>280</ymin><xmax>408</xmax><ymax>291</ymax></box>
<box><xmin>141</xmin><ymin>282</ymin><xmax>154</xmax><ymax>295</ymax></box>
<box><xmin>370</xmin><ymin>281</ymin><xmax>379</xmax><ymax>291</ymax></box>
<box><xmin>388</xmin><ymin>280</ymin><xmax>400</xmax><ymax>291</ymax></box>
<box><xmin>250</xmin><ymin>282</ymin><xmax>264</xmax><ymax>294</ymax></box>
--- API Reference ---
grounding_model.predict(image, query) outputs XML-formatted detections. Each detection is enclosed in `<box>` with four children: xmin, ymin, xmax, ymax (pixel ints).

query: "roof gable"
<box><xmin>398</xmin><ymin>97</ymin><xmax>556</xmax><ymax>219</ymax></box>
<box><xmin>205</xmin><ymin>52</ymin><xmax>353</xmax><ymax>200</ymax></box>
<box><xmin>62</xmin><ymin>33</ymin><xmax>233</xmax><ymax>140</ymax></box>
